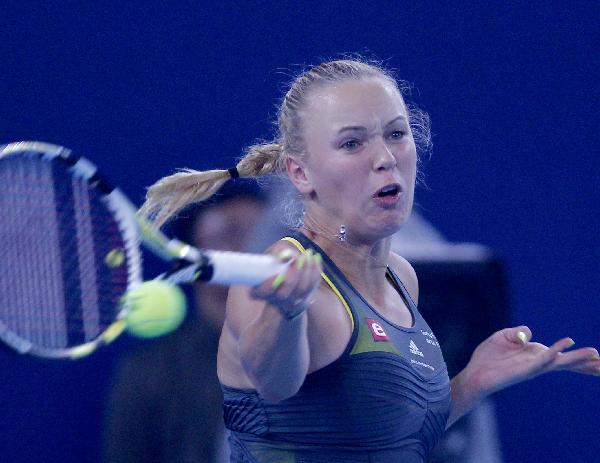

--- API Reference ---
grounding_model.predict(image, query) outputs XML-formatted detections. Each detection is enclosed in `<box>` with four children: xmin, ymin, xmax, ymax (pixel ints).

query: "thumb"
<box><xmin>505</xmin><ymin>325</ymin><xmax>533</xmax><ymax>345</ymax></box>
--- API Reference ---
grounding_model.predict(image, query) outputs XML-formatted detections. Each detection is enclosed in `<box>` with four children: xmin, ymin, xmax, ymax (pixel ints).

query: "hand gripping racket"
<box><xmin>0</xmin><ymin>141</ymin><xmax>286</xmax><ymax>359</ymax></box>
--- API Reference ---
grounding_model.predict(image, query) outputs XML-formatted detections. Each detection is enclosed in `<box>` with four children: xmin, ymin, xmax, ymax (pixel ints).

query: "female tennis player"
<box><xmin>141</xmin><ymin>59</ymin><xmax>600</xmax><ymax>462</ymax></box>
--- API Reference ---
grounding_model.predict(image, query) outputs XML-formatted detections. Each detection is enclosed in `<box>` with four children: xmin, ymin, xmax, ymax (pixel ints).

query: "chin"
<box><xmin>365</xmin><ymin>215</ymin><xmax>408</xmax><ymax>241</ymax></box>
<box><xmin>383</xmin><ymin>207</ymin><xmax>411</xmax><ymax>228</ymax></box>
<box><xmin>381</xmin><ymin>221</ymin><xmax>406</xmax><ymax>238</ymax></box>
<box><xmin>350</xmin><ymin>204</ymin><xmax>412</xmax><ymax>242</ymax></box>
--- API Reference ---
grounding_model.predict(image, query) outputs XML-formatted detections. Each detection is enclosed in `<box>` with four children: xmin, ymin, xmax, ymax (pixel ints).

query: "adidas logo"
<box><xmin>409</xmin><ymin>340</ymin><xmax>424</xmax><ymax>357</ymax></box>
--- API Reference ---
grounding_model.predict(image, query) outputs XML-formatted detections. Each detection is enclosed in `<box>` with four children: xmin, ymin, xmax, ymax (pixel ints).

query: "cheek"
<box><xmin>399</xmin><ymin>144</ymin><xmax>418</xmax><ymax>179</ymax></box>
<box><xmin>331</xmin><ymin>162</ymin><xmax>371</xmax><ymax>199</ymax></box>
<box><xmin>308</xmin><ymin>154</ymin><xmax>364</xmax><ymax>195</ymax></box>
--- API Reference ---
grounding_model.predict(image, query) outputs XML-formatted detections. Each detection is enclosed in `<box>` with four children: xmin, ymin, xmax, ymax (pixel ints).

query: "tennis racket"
<box><xmin>0</xmin><ymin>141</ymin><xmax>286</xmax><ymax>359</ymax></box>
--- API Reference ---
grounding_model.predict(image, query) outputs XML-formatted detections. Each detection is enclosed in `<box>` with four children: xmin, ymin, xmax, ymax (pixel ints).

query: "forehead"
<box><xmin>303</xmin><ymin>77</ymin><xmax>407</xmax><ymax>128</ymax></box>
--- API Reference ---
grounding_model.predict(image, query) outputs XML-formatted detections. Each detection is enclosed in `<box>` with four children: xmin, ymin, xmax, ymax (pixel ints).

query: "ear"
<box><xmin>285</xmin><ymin>156</ymin><xmax>314</xmax><ymax>194</ymax></box>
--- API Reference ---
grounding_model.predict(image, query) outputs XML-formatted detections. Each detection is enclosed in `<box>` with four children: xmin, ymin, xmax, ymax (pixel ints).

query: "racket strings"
<box><xmin>0</xmin><ymin>154</ymin><xmax>128</xmax><ymax>351</ymax></box>
<box><xmin>1</xmin><ymin>157</ymin><xmax>67</xmax><ymax>348</ymax></box>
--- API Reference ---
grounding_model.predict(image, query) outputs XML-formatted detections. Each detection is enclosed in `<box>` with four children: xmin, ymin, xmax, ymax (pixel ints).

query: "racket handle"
<box><xmin>164</xmin><ymin>251</ymin><xmax>288</xmax><ymax>286</ymax></box>
<box><xmin>206</xmin><ymin>251</ymin><xmax>288</xmax><ymax>285</ymax></box>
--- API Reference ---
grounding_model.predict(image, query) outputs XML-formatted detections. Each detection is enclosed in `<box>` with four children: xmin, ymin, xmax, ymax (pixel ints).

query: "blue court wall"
<box><xmin>1</xmin><ymin>2</ymin><xmax>598</xmax><ymax>462</ymax></box>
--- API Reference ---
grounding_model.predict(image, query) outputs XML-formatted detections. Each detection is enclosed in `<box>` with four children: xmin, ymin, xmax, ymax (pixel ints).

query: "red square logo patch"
<box><xmin>366</xmin><ymin>318</ymin><xmax>389</xmax><ymax>342</ymax></box>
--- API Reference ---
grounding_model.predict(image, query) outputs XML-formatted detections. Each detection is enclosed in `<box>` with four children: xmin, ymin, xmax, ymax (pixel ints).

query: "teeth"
<box><xmin>378</xmin><ymin>185</ymin><xmax>398</xmax><ymax>196</ymax></box>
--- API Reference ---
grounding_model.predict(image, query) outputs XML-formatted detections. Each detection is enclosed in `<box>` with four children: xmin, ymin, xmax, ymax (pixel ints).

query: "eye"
<box><xmin>340</xmin><ymin>139</ymin><xmax>362</xmax><ymax>151</ymax></box>
<box><xmin>388</xmin><ymin>130</ymin><xmax>405</xmax><ymax>140</ymax></box>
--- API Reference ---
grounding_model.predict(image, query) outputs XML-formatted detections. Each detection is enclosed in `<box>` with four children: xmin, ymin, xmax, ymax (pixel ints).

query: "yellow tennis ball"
<box><xmin>105</xmin><ymin>249</ymin><xmax>125</xmax><ymax>268</ymax></box>
<box><xmin>124</xmin><ymin>281</ymin><xmax>187</xmax><ymax>339</ymax></box>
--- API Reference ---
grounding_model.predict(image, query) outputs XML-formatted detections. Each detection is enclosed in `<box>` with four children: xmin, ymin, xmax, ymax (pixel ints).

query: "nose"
<box><xmin>373</xmin><ymin>139</ymin><xmax>397</xmax><ymax>171</ymax></box>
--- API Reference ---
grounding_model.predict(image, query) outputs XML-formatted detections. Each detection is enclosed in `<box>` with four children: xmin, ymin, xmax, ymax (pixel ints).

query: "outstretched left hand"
<box><xmin>467</xmin><ymin>326</ymin><xmax>600</xmax><ymax>398</ymax></box>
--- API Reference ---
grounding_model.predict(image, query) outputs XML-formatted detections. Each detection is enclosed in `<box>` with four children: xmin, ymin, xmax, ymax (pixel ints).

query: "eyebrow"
<box><xmin>336</xmin><ymin>115</ymin><xmax>408</xmax><ymax>135</ymax></box>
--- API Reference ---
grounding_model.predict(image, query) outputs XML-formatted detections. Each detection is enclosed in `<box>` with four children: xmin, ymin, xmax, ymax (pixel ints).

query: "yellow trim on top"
<box><xmin>281</xmin><ymin>237</ymin><xmax>354</xmax><ymax>331</ymax></box>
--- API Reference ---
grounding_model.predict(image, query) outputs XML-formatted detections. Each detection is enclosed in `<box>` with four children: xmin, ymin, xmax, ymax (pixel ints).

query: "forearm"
<box><xmin>447</xmin><ymin>366</ymin><xmax>486</xmax><ymax>428</ymax></box>
<box><xmin>238</xmin><ymin>303</ymin><xmax>310</xmax><ymax>403</ymax></box>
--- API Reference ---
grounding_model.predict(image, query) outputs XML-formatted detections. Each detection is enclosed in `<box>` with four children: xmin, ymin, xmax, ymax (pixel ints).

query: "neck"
<box><xmin>300</xmin><ymin>215</ymin><xmax>393</xmax><ymax>295</ymax></box>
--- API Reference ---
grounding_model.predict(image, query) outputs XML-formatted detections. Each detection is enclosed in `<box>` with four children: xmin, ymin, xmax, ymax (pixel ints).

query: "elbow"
<box><xmin>243</xmin><ymin>360</ymin><xmax>306</xmax><ymax>403</ymax></box>
<box><xmin>239</xmin><ymin>346</ymin><xmax>309</xmax><ymax>404</ymax></box>
<box><xmin>256</xmin><ymin>382</ymin><xmax>302</xmax><ymax>404</ymax></box>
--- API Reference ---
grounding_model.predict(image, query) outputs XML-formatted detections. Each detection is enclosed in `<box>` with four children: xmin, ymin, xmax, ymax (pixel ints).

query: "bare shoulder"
<box><xmin>388</xmin><ymin>252</ymin><xmax>419</xmax><ymax>304</ymax></box>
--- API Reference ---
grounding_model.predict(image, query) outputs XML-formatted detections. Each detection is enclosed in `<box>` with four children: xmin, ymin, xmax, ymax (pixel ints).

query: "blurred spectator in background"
<box><xmin>103</xmin><ymin>181</ymin><xmax>266</xmax><ymax>463</ymax></box>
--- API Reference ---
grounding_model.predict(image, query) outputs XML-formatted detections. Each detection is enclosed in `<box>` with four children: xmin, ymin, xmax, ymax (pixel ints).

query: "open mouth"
<box><xmin>374</xmin><ymin>184</ymin><xmax>401</xmax><ymax>198</ymax></box>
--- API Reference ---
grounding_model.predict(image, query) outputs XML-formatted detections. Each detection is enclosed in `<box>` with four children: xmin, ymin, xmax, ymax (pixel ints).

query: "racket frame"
<box><xmin>0</xmin><ymin>142</ymin><xmax>191</xmax><ymax>359</ymax></box>
<box><xmin>0</xmin><ymin>141</ymin><xmax>286</xmax><ymax>359</ymax></box>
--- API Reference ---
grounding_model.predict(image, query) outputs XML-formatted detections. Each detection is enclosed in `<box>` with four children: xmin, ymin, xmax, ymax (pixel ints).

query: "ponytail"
<box><xmin>139</xmin><ymin>142</ymin><xmax>284</xmax><ymax>228</ymax></box>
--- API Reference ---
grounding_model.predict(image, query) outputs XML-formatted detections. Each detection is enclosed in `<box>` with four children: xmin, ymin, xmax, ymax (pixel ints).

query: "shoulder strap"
<box><xmin>280</xmin><ymin>235</ymin><xmax>355</xmax><ymax>332</ymax></box>
<box><xmin>385</xmin><ymin>267</ymin><xmax>419</xmax><ymax>313</ymax></box>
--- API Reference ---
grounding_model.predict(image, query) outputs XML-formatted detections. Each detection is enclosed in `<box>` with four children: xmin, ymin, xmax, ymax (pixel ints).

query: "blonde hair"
<box><xmin>140</xmin><ymin>58</ymin><xmax>431</xmax><ymax>227</ymax></box>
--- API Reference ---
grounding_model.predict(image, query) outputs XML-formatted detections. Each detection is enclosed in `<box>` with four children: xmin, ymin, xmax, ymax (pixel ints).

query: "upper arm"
<box><xmin>389</xmin><ymin>253</ymin><xmax>419</xmax><ymax>305</ymax></box>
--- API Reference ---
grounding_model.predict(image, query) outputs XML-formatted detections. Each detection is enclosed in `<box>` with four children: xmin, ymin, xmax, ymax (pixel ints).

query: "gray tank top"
<box><xmin>222</xmin><ymin>232</ymin><xmax>451</xmax><ymax>462</ymax></box>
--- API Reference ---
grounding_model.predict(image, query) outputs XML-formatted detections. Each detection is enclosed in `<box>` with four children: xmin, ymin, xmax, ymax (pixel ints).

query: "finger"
<box><xmin>302</xmin><ymin>250</ymin><xmax>323</xmax><ymax>288</ymax></box>
<box><xmin>276</xmin><ymin>248</ymin><xmax>296</xmax><ymax>263</ymax></box>
<box><xmin>272</xmin><ymin>248</ymin><xmax>306</xmax><ymax>290</ymax></box>
<box><xmin>272</xmin><ymin>253</ymin><xmax>306</xmax><ymax>295</ymax></box>
<box><xmin>531</xmin><ymin>337</ymin><xmax>577</xmax><ymax>373</ymax></box>
<box><xmin>311</xmin><ymin>250</ymin><xmax>323</xmax><ymax>273</ymax></box>
<box><xmin>250</xmin><ymin>253</ymin><xmax>301</xmax><ymax>298</ymax></box>
<box><xmin>279</xmin><ymin>252</ymin><xmax>310</xmax><ymax>298</ymax></box>
<box><xmin>270</xmin><ymin>251</ymin><xmax>321</xmax><ymax>318</ymax></box>
<box><xmin>504</xmin><ymin>325</ymin><xmax>533</xmax><ymax>345</ymax></box>
<box><xmin>290</xmin><ymin>250</ymin><xmax>322</xmax><ymax>300</ymax></box>
<box><xmin>250</xmin><ymin>270</ymin><xmax>284</xmax><ymax>298</ymax></box>
<box><xmin>547</xmin><ymin>337</ymin><xmax>576</xmax><ymax>356</ymax></box>
<box><xmin>270</xmin><ymin>250</ymin><xmax>318</xmax><ymax>302</ymax></box>
<box><xmin>249</xmin><ymin>249</ymin><xmax>322</xmax><ymax>317</ymax></box>
<box><xmin>568</xmin><ymin>359</ymin><xmax>600</xmax><ymax>376</ymax></box>
<box><xmin>249</xmin><ymin>246</ymin><xmax>299</xmax><ymax>294</ymax></box>
<box><xmin>552</xmin><ymin>348</ymin><xmax>600</xmax><ymax>371</ymax></box>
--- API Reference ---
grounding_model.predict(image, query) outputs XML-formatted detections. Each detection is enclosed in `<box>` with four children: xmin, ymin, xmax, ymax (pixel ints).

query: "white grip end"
<box><xmin>206</xmin><ymin>251</ymin><xmax>287</xmax><ymax>285</ymax></box>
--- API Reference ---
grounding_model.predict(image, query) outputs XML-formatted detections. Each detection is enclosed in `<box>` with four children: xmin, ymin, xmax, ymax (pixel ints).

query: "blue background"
<box><xmin>1</xmin><ymin>1</ymin><xmax>598</xmax><ymax>462</ymax></box>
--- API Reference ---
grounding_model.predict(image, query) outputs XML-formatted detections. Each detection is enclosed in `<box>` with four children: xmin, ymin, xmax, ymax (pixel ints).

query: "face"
<box><xmin>192</xmin><ymin>197</ymin><xmax>264</xmax><ymax>328</ymax></box>
<box><xmin>289</xmin><ymin>77</ymin><xmax>417</xmax><ymax>243</ymax></box>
